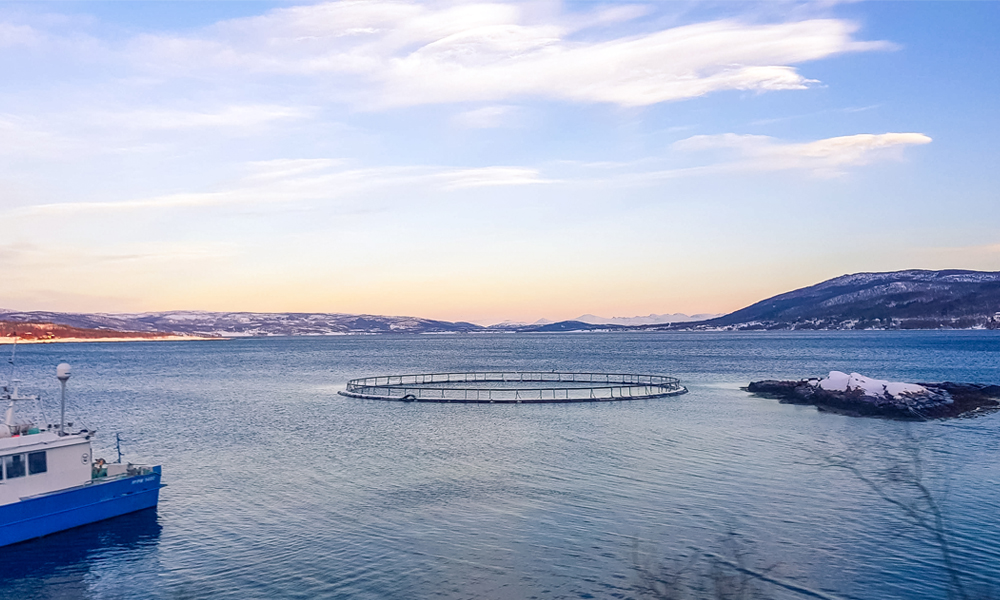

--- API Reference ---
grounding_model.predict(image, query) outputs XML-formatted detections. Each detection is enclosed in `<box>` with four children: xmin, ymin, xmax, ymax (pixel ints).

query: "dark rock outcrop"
<box><xmin>747</xmin><ymin>379</ymin><xmax>1000</xmax><ymax>420</ymax></box>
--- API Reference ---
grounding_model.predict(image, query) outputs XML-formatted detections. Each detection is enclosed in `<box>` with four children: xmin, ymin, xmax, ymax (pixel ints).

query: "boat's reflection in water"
<box><xmin>0</xmin><ymin>508</ymin><xmax>161</xmax><ymax>596</ymax></box>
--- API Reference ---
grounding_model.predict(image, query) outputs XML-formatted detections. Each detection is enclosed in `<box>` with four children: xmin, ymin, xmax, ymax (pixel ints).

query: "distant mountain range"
<box><xmin>2</xmin><ymin>270</ymin><xmax>999</xmax><ymax>339</ymax></box>
<box><xmin>486</xmin><ymin>313</ymin><xmax>718</xmax><ymax>328</ymax></box>
<box><xmin>0</xmin><ymin>310</ymin><xmax>481</xmax><ymax>338</ymax></box>
<box><xmin>573</xmin><ymin>313</ymin><xmax>721</xmax><ymax>326</ymax></box>
<box><xmin>656</xmin><ymin>269</ymin><xmax>1000</xmax><ymax>331</ymax></box>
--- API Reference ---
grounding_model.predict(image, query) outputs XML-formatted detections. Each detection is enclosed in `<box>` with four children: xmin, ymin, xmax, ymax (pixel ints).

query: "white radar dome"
<box><xmin>56</xmin><ymin>363</ymin><xmax>72</xmax><ymax>381</ymax></box>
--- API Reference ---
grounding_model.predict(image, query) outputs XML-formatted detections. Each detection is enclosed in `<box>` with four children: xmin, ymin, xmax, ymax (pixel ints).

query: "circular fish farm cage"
<box><xmin>338</xmin><ymin>371</ymin><xmax>687</xmax><ymax>403</ymax></box>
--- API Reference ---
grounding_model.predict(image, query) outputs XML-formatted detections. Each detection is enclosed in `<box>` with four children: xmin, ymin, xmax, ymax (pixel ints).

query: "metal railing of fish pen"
<box><xmin>338</xmin><ymin>371</ymin><xmax>687</xmax><ymax>403</ymax></box>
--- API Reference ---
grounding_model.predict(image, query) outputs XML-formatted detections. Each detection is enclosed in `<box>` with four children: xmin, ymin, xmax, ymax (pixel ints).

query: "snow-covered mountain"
<box><xmin>0</xmin><ymin>310</ymin><xmax>482</xmax><ymax>337</ymax></box>
<box><xmin>0</xmin><ymin>308</ymin><xmax>715</xmax><ymax>337</ymax></box>
<box><xmin>658</xmin><ymin>269</ymin><xmax>1000</xmax><ymax>331</ymax></box>
<box><xmin>574</xmin><ymin>313</ymin><xmax>722</xmax><ymax>326</ymax></box>
<box><xmin>485</xmin><ymin>317</ymin><xmax>558</xmax><ymax>328</ymax></box>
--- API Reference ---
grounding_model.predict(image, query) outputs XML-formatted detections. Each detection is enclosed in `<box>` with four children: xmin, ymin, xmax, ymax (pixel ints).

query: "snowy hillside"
<box><xmin>660</xmin><ymin>269</ymin><xmax>1000</xmax><ymax>331</ymax></box>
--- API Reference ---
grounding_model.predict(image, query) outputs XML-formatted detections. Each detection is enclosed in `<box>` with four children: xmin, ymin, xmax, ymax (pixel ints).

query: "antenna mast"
<box><xmin>56</xmin><ymin>363</ymin><xmax>71</xmax><ymax>436</ymax></box>
<box><xmin>6</xmin><ymin>333</ymin><xmax>15</xmax><ymax>388</ymax></box>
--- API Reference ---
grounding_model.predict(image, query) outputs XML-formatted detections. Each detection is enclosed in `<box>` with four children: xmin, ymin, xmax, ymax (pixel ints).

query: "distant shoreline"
<box><xmin>0</xmin><ymin>335</ymin><xmax>222</xmax><ymax>345</ymax></box>
<box><xmin>4</xmin><ymin>329</ymin><xmax>999</xmax><ymax>346</ymax></box>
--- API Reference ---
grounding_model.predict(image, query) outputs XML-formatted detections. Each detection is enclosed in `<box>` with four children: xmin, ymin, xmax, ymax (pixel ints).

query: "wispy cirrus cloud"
<box><xmin>0</xmin><ymin>22</ymin><xmax>39</xmax><ymax>47</ymax></box>
<box><xmin>102</xmin><ymin>104</ymin><xmax>311</xmax><ymax>131</ymax></box>
<box><xmin>452</xmin><ymin>105</ymin><xmax>520</xmax><ymax>129</ymax></box>
<box><xmin>8</xmin><ymin>130</ymin><xmax>925</xmax><ymax>219</ymax></box>
<box><xmin>436</xmin><ymin>166</ymin><xmax>549</xmax><ymax>189</ymax></box>
<box><xmin>126</xmin><ymin>2</ymin><xmax>889</xmax><ymax>109</ymax></box>
<box><xmin>673</xmin><ymin>132</ymin><xmax>931</xmax><ymax>176</ymax></box>
<box><xmin>0</xmin><ymin>113</ymin><xmax>78</xmax><ymax>157</ymax></box>
<box><xmin>8</xmin><ymin>159</ymin><xmax>552</xmax><ymax>217</ymax></box>
<box><xmin>0</xmin><ymin>104</ymin><xmax>311</xmax><ymax>161</ymax></box>
<box><xmin>1</xmin><ymin>240</ymin><xmax>236</xmax><ymax>266</ymax></box>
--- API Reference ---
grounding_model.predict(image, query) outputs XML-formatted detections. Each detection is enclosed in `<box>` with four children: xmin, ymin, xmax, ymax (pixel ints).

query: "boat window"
<box><xmin>29</xmin><ymin>451</ymin><xmax>47</xmax><ymax>475</ymax></box>
<box><xmin>4</xmin><ymin>454</ymin><xmax>26</xmax><ymax>478</ymax></box>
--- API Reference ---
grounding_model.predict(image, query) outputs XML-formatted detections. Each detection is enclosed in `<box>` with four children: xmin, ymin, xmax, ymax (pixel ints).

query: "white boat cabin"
<box><xmin>0</xmin><ymin>431</ymin><xmax>94</xmax><ymax>506</ymax></box>
<box><xmin>0</xmin><ymin>375</ymin><xmax>113</xmax><ymax>507</ymax></box>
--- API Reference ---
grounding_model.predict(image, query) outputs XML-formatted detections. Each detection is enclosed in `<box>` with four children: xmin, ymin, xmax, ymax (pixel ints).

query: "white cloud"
<box><xmin>0</xmin><ymin>104</ymin><xmax>311</xmax><ymax>163</ymax></box>
<box><xmin>127</xmin><ymin>2</ymin><xmax>888</xmax><ymax>108</ymax></box>
<box><xmin>0</xmin><ymin>22</ymin><xmax>39</xmax><ymax>47</ymax></box>
<box><xmin>0</xmin><ymin>114</ymin><xmax>78</xmax><ymax>157</ymax></box>
<box><xmin>437</xmin><ymin>166</ymin><xmax>548</xmax><ymax>189</ymax></box>
<box><xmin>452</xmin><ymin>105</ymin><xmax>518</xmax><ymax>128</ymax></box>
<box><xmin>7</xmin><ymin>160</ymin><xmax>551</xmax><ymax>217</ymax></box>
<box><xmin>7</xmin><ymin>129</ymin><xmax>922</xmax><ymax>220</ymax></box>
<box><xmin>244</xmin><ymin>158</ymin><xmax>346</xmax><ymax>181</ymax></box>
<box><xmin>573</xmin><ymin>5</ymin><xmax>653</xmax><ymax>29</ymax></box>
<box><xmin>674</xmin><ymin>132</ymin><xmax>932</xmax><ymax>176</ymax></box>
<box><xmin>0</xmin><ymin>239</ymin><xmax>237</xmax><ymax>275</ymax></box>
<box><xmin>106</xmin><ymin>105</ymin><xmax>310</xmax><ymax>131</ymax></box>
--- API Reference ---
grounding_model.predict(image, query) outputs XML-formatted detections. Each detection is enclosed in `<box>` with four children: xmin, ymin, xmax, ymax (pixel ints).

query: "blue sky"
<box><xmin>1</xmin><ymin>1</ymin><xmax>997</xmax><ymax>324</ymax></box>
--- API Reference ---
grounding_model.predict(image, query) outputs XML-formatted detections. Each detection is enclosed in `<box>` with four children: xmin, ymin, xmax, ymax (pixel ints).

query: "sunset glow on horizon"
<box><xmin>2</xmin><ymin>1</ymin><xmax>998</xmax><ymax>325</ymax></box>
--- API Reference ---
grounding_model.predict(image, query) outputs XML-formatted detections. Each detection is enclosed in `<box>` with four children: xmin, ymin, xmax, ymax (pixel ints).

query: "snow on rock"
<box><xmin>748</xmin><ymin>375</ymin><xmax>996</xmax><ymax>418</ymax></box>
<box><xmin>818</xmin><ymin>371</ymin><xmax>927</xmax><ymax>399</ymax></box>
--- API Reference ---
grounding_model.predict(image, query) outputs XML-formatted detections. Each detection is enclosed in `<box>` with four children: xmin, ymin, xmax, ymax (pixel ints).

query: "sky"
<box><xmin>1</xmin><ymin>1</ymin><xmax>998</xmax><ymax>325</ymax></box>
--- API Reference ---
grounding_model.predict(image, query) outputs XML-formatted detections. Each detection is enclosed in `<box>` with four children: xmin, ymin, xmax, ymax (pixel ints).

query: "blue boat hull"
<box><xmin>0</xmin><ymin>467</ymin><xmax>164</xmax><ymax>547</ymax></box>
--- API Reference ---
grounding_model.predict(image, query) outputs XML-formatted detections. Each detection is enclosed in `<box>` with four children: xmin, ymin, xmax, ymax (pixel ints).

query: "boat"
<box><xmin>0</xmin><ymin>361</ymin><xmax>164</xmax><ymax>547</ymax></box>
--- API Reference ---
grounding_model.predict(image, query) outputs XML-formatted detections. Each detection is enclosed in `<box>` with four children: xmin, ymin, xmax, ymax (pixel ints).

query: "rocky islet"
<box><xmin>747</xmin><ymin>371</ymin><xmax>1000</xmax><ymax>419</ymax></box>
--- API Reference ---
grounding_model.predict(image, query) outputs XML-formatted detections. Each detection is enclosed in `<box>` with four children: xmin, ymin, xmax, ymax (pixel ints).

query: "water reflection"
<box><xmin>0</xmin><ymin>509</ymin><xmax>161</xmax><ymax>596</ymax></box>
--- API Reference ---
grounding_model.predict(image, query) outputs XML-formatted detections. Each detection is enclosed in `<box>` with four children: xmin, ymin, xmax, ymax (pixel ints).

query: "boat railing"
<box><xmin>126</xmin><ymin>464</ymin><xmax>157</xmax><ymax>476</ymax></box>
<box><xmin>91</xmin><ymin>463</ymin><xmax>157</xmax><ymax>480</ymax></box>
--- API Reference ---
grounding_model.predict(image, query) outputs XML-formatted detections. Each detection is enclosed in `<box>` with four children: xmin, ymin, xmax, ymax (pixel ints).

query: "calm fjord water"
<box><xmin>1</xmin><ymin>331</ymin><xmax>998</xmax><ymax>600</ymax></box>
